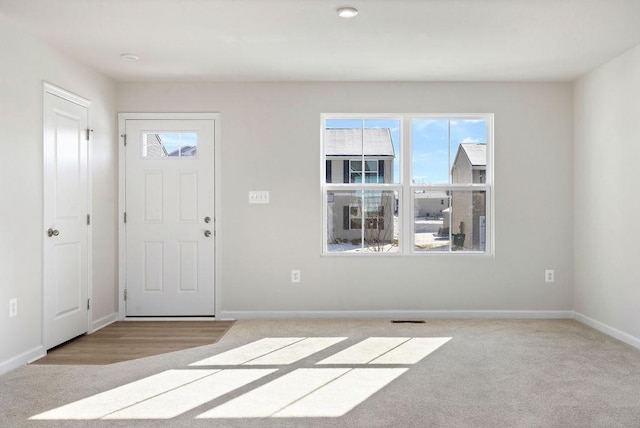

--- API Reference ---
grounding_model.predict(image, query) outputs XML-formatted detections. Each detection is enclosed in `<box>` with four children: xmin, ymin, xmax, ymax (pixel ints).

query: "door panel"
<box><xmin>43</xmin><ymin>90</ymin><xmax>89</xmax><ymax>349</ymax></box>
<box><xmin>125</xmin><ymin>119</ymin><xmax>215</xmax><ymax>316</ymax></box>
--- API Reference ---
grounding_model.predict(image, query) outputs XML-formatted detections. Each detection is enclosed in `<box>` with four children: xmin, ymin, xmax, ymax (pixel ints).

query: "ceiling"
<box><xmin>1</xmin><ymin>0</ymin><xmax>640</xmax><ymax>82</ymax></box>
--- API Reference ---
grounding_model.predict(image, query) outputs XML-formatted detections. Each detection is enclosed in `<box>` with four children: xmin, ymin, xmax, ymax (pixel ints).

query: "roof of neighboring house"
<box><xmin>168</xmin><ymin>145</ymin><xmax>197</xmax><ymax>157</ymax></box>
<box><xmin>325</xmin><ymin>128</ymin><xmax>395</xmax><ymax>157</ymax></box>
<box><xmin>456</xmin><ymin>143</ymin><xmax>486</xmax><ymax>167</ymax></box>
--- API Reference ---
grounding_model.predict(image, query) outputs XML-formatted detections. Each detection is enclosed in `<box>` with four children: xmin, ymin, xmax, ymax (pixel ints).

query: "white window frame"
<box><xmin>321</xmin><ymin>113</ymin><xmax>493</xmax><ymax>256</ymax></box>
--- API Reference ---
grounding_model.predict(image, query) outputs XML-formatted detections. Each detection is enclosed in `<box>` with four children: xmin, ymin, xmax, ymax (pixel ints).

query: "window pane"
<box><xmin>365</xmin><ymin>160</ymin><xmax>378</xmax><ymax>171</ymax></box>
<box><xmin>414</xmin><ymin>189</ymin><xmax>486</xmax><ymax>252</ymax></box>
<box><xmin>365</xmin><ymin>172</ymin><xmax>379</xmax><ymax>183</ymax></box>
<box><xmin>412</xmin><ymin>119</ymin><xmax>488</xmax><ymax>185</ymax></box>
<box><xmin>450</xmin><ymin>120</ymin><xmax>488</xmax><ymax>184</ymax></box>
<box><xmin>413</xmin><ymin>190</ymin><xmax>451</xmax><ymax>252</ymax></box>
<box><xmin>325</xmin><ymin>119</ymin><xmax>400</xmax><ymax>184</ymax></box>
<box><xmin>142</xmin><ymin>132</ymin><xmax>198</xmax><ymax>158</ymax></box>
<box><xmin>412</xmin><ymin>119</ymin><xmax>449</xmax><ymax>184</ymax></box>
<box><xmin>363</xmin><ymin>119</ymin><xmax>400</xmax><ymax>184</ymax></box>
<box><xmin>450</xmin><ymin>190</ymin><xmax>487</xmax><ymax>252</ymax></box>
<box><xmin>327</xmin><ymin>190</ymin><xmax>399</xmax><ymax>253</ymax></box>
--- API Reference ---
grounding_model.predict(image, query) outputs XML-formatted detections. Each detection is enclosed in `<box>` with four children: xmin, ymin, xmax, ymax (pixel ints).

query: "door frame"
<box><xmin>42</xmin><ymin>82</ymin><xmax>93</xmax><ymax>345</ymax></box>
<box><xmin>117</xmin><ymin>113</ymin><xmax>221</xmax><ymax>319</ymax></box>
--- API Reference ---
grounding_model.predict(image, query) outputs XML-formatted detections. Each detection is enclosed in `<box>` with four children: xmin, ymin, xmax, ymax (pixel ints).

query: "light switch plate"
<box><xmin>249</xmin><ymin>191</ymin><xmax>269</xmax><ymax>204</ymax></box>
<box><xmin>9</xmin><ymin>298</ymin><xmax>17</xmax><ymax>317</ymax></box>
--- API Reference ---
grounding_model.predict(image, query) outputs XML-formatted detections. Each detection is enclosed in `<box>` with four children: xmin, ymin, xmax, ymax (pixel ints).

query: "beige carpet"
<box><xmin>2</xmin><ymin>319</ymin><xmax>640</xmax><ymax>427</ymax></box>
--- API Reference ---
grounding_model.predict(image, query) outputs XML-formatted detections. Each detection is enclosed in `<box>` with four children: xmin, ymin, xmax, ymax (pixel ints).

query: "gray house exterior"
<box><xmin>325</xmin><ymin>128</ymin><xmax>396</xmax><ymax>245</ymax></box>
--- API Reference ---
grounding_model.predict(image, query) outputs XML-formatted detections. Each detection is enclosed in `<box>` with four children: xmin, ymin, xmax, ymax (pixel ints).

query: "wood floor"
<box><xmin>33</xmin><ymin>321</ymin><xmax>235</xmax><ymax>365</ymax></box>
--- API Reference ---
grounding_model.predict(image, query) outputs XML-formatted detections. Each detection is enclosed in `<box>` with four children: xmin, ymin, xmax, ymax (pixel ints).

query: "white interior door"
<box><xmin>43</xmin><ymin>87</ymin><xmax>90</xmax><ymax>349</ymax></box>
<box><xmin>125</xmin><ymin>118</ymin><xmax>215</xmax><ymax>316</ymax></box>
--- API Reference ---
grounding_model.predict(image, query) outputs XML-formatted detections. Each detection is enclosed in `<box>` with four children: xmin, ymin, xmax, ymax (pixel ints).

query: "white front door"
<box><xmin>124</xmin><ymin>118</ymin><xmax>215</xmax><ymax>316</ymax></box>
<box><xmin>43</xmin><ymin>86</ymin><xmax>90</xmax><ymax>349</ymax></box>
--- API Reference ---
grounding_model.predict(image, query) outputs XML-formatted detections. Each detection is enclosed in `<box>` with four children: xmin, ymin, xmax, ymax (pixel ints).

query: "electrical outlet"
<box><xmin>9</xmin><ymin>298</ymin><xmax>17</xmax><ymax>317</ymax></box>
<box><xmin>545</xmin><ymin>269</ymin><xmax>555</xmax><ymax>283</ymax></box>
<box><xmin>291</xmin><ymin>270</ymin><xmax>301</xmax><ymax>283</ymax></box>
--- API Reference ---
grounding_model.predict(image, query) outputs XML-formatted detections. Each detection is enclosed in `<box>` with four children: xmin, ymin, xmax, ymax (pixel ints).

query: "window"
<box><xmin>142</xmin><ymin>132</ymin><xmax>198</xmax><ymax>158</ymax></box>
<box><xmin>322</xmin><ymin>114</ymin><xmax>492</xmax><ymax>255</ymax></box>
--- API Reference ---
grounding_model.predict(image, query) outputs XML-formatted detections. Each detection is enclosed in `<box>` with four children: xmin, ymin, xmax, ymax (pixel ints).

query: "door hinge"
<box><xmin>122</xmin><ymin>134</ymin><xmax>127</xmax><ymax>146</ymax></box>
<box><xmin>87</xmin><ymin>214</ymin><xmax>91</xmax><ymax>225</ymax></box>
<box><xmin>85</xmin><ymin>128</ymin><xmax>93</xmax><ymax>141</ymax></box>
<box><xmin>124</xmin><ymin>289</ymin><xmax>128</xmax><ymax>301</ymax></box>
<box><xmin>87</xmin><ymin>298</ymin><xmax>91</xmax><ymax>310</ymax></box>
<box><xmin>124</xmin><ymin>212</ymin><xmax>127</xmax><ymax>223</ymax></box>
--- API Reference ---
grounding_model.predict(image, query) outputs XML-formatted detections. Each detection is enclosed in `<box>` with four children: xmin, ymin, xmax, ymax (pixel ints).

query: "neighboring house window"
<box><xmin>323</xmin><ymin>114</ymin><xmax>492</xmax><ymax>254</ymax></box>
<box><xmin>346</xmin><ymin>203</ymin><xmax>384</xmax><ymax>230</ymax></box>
<box><xmin>349</xmin><ymin>160</ymin><xmax>383</xmax><ymax>183</ymax></box>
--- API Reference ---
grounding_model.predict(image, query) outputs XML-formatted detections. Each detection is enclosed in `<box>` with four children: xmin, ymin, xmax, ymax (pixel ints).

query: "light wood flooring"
<box><xmin>33</xmin><ymin>321</ymin><xmax>235</xmax><ymax>365</ymax></box>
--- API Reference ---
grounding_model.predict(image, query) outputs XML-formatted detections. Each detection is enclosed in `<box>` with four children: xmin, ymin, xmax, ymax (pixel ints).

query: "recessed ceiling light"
<box><xmin>120</xmin><ymin>53</ymin><xmax>139</xmax><ymax>61</ymax></box>
<box><xmin>337</xmin><ymin>6</ymin><xmax>358</xmax><ymax>18</ymax></box>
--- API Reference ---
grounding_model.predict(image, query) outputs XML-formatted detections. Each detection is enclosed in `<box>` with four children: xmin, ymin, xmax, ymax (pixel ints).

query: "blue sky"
<box><xmin>326</xmin><ymin>118</ymin><xmax>487</xmax><ymax>183</ymax></box>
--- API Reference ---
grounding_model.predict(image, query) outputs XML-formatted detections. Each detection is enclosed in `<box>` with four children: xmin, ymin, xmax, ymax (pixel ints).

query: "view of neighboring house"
<box><xmin>450</xmin><ymin>143</ymin><xmax>487</xmax><ymax>250</ymax></box>
<box><xmin>143</xmin><ymin>133</ymin><xmax>167</xmax><ymax>157</ymax></box>
<box><xmin>143</xmin><ymin>133</ymin><xmax>197</xmax><ymax>157</ymax></box>
<box><xmin>414</xmin><ymin>190</ymin><xmax>450</xmax><ymax>219</ymax></box>
<box><xmin>325</xmin><ymin>128</ymin><xmax>396</xmax><ymax>245</ymax></box>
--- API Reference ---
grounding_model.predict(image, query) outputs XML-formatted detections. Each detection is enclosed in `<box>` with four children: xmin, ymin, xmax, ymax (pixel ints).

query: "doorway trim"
<box><xmin>42</xmin><ymin>82</ymin><xmax>93</xmax><ymax>346</ymax></box>
<box><xmin>117</xmin><ymin>112</ymin><xmax>222</xmax><ymax>319</ymax></box>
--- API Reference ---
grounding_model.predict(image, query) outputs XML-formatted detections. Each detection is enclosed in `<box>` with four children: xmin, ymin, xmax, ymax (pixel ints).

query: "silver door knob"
<box><xmin>47</xmin><ymin>228</ymin><xmax>59</xmax><ymax>237</ymax></box>
<box><xmin>204</xmin><ymin>230</ymin><xmax>212</xmax><ymax>237</ymax></box>
<box><xmin>204</xmin><ymin>216</ymin><xmax>211</xmax><ymax>223</ymax></box>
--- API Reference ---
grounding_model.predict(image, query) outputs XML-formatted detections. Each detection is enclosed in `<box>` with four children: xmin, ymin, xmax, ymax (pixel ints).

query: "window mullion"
<box><xmin>403</xmin><ymin>117</ymin><xmax>412</xmax><ymax>254</ymax></box>
<box><xmin>360</xmin><ymin>119</ymin><xmax>365</xmax><ymax>248</ymax></box>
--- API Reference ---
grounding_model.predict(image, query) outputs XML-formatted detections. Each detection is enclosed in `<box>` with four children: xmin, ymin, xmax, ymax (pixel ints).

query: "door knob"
<box><xmin>204</xmin><ymin>230</ymin><xmax>212</xmax><ymax>237</ymax></box>
<box><xmin>204</xmin><ymin>216</ymin><xmax>211</xmax><ymax>223</ymax></box>
<box><xmin>47</xmin><ymin>228</ymin><xmax>59</xmax><ymax>237</ymax></box>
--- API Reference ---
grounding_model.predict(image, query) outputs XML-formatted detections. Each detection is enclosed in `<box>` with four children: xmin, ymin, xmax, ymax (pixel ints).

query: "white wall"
<box><xmin>574</xmin><ymin>43</ymin><xmax>640</xmax><ymax>345</ymax></box>
<box><xmin>118</xmin><ymin>81</ymin><xmax>574</xmax><ymax>317</ymax></box>
<box><xmin>0</xmin><ymin>18</ymin><xmax>117</xmax><ymax>373</ymax></box>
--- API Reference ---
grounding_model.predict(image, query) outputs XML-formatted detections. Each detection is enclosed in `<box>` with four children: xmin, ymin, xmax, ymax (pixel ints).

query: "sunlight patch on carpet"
<box><xmin>197</xmin><ymin>368</ymin><xmax>349</xmax><ymax>418</ymax></box>
<box><xmin>32</xmin><ymin>336</ymin><xmax>451</xmax><ymax>420</ymax></box>
<box><xmin>104</xmin><ymin>369</ymin><xmax>276</xmax><ymax>419</ymax></box>
<box><xmin>273</xmin><ymin>368</ymin><xmax>407</xmax><ymax>418</ymax></box>
<box><xmin>30</xmin><ymin>369</ymin><xmax>216</xmax><ymax>420</ymax></box>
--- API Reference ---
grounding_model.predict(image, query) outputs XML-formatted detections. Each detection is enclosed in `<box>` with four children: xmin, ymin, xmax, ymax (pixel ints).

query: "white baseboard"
<box><xmin>573</xmin><ymin>311</ymin><xmax>640</xmax><ymax>350</ymax></box>
<box><xmin>124</xmin><ymin>317</ymin><xmax>217</xmax><ymax>321</ymax></box>
<box><xmin>219</xmin><ymin>310</ymin><xmax>574</xmax><ymax>320</ymax></box>
<box><xmin>0</xmin><ymin>346</ymin><xmax>45</xmax><ymax>376</ymax></box>
<box><xmin>90</xmin><ymin>312</ymin><xmax>119</xmax><ymax>333</ymax></box>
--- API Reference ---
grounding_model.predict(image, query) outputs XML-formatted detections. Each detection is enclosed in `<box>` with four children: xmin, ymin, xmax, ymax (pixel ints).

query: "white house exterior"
<box><xmin>325</xmin><ymin>128</ymin><xmax>395</xmax><ymax>244</ymax></box>
<box><xmin>414</xmin><ymin>190</ymin><xmax>449</xmax><ymax>219</ymax></box>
